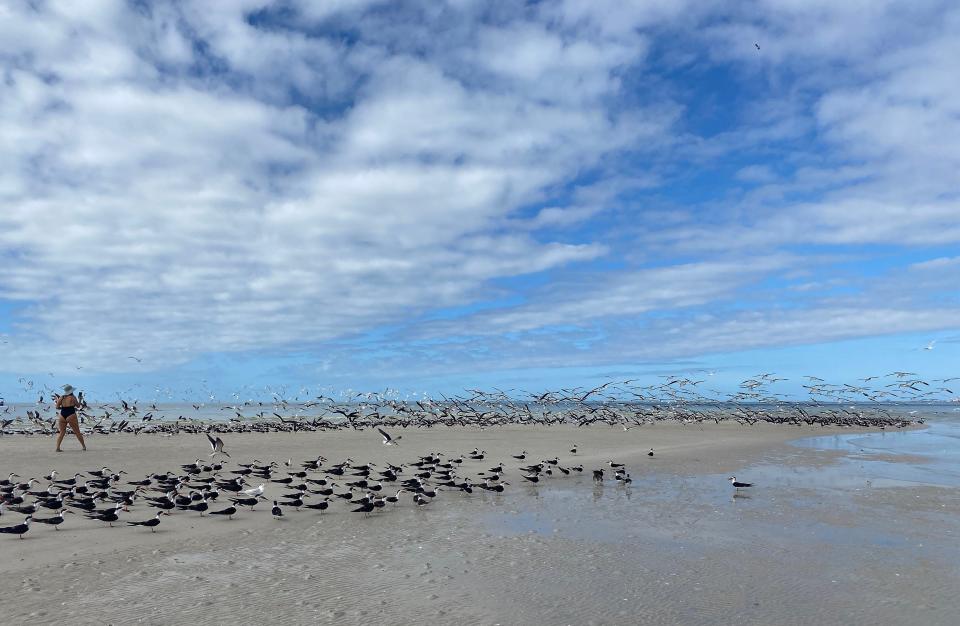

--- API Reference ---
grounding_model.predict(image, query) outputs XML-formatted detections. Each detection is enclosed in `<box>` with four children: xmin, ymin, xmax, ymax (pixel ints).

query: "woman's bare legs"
<box><xmin>55</xmin><ymin>417</ymin><xmax>67</xmax><ymax>452</ymax></box>
<box><xmin>66</xmin><ymin>415</ymin><xmax>87</xmax><ymax>450</ymax></box>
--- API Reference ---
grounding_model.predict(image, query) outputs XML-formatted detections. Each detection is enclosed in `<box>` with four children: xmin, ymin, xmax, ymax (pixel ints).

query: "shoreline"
<box><xmin>2</xmin><ymin>421</ymin><xmax>957</xmax><ymax>625</ymax></box>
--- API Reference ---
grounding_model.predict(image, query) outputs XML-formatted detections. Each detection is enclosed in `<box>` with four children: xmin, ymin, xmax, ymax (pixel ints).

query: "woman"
<box><xmin>55</xmin><ymin>384</ymin><xmax>87</xmax><ymax>452</ymax></box>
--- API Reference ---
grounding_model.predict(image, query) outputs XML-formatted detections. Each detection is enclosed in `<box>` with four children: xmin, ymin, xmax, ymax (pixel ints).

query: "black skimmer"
<box><xmin>230</xmin><ymin>496</ymin><xmax>264</xmax><ymax>510</ymax></box>
<box><xmin>271</xmin><ymin>501</ymin><xmax>283</xmax><ymax>519</ymax></box>
<box><xmin>0</xmin><ymin>473</ymin><xmax>20</xmax><ymax>487</ymax></box>
<box><xmin>608</xmin><ymin>461</ymin><xmax>624</xmax><ymax>468</ymax></box>
<box><xmin>127</xmin><ymin>511</ymin><xmax>167</xmax><ymax>532</ymax></box>
<box><xmin>647</xmin><ymin>448</ymin><xmax>654</xmax><ymax>457</ymax></box>
<box><xmin>33</xmin><ymin>509</ymin><xmax>74</xmax><ymax>530</ymax></box>
<box><xmin>182</xmin><ymin>498</ymin><xmax>209</xmax><ymax>516</ymax></box>
<box><xmin>0</xmin><ymin>515</ymin><xmax>31</xmax><ymax>538</ymax></box>
<box><xmin>86</xmin><ymin>503</ymin><xmax>124</xmax><ymax>526</ymax></box>
<box><xmin>206</xmin><ymin>433</ymin><xmax>230</xmax><ymax>458</ymax></box>
<box><xmin>209</xmin><ymin>505</ymin><xmax>238</xmax><ymax>520</ymax></box>
<box><xmin>570</xmin><ymin>444</ymin><xmax>578</xmax><ymax>454</ymax></box>
<box><xmin>413</xmin><ymin>493</ymin><xmax>430</xmax><ymax>507</ymax></box>
<box><xmin>512</xmin><ymin>451</ymin><xmax>527</xmax><ymax>460</ymax></box>
<box><xmin>303</xmin><ymin>499</ymin><xmax>330</xmax><ymax>513</ymax></box>
<box><xmin>54</xmin><ymin>474</ymin><xmax>81</xmax><ymax>487</ymax></box>
<box><xmin>729</xmin><ymin>476</ymin><xmax>753</xmax><ymax>490</ymax></box>
<box><xmin>377</xmin><ymin>427</ymin><xmax>401</xmax><ymax>446</ymax></box>
<box><xmin>351</xmin><ymin>501</ymin><xmax>375</xmax><ymax>516</ymax></box>
<box><xmin>592</xmin><ymin>469</ymin><xmax>604</xmax><ymax>482</ymax></box>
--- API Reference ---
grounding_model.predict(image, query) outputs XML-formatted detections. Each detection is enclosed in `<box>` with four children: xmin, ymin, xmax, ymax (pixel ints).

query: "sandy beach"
<box><xmin>2</xmin><ymin>423</ymin><xmax>958</xmax><ymax>625</ymax></box>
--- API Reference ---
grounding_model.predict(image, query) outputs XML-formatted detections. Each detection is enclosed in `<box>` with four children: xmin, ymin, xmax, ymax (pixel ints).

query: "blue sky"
<box><xmin>1</xmin><ymin>0</ymin><xmax>958</xmax><ymax>402</ymax></box>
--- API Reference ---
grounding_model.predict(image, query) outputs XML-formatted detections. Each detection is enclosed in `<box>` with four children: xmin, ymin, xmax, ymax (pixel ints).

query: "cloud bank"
<box><xmin>0</xmin><ymin>0</ymin><xmax>958</xmax><ymax>391</ymax></box>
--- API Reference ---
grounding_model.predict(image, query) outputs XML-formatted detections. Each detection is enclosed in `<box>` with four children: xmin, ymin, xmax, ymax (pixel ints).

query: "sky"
<box><xmin>1</xmin><ymin>0</ymin><xmax>958</xmax><ymax>402</ymax></box>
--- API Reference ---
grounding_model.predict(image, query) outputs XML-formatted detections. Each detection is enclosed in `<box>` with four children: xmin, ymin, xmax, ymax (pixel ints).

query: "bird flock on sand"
<box><xmin>0</xmin><ymin>432</ymin><xmax>702</xmax><ymax>539</ymax></box>
<box><xmin>3</xmin><ymin>373</ymin><xmax>950</xmax><ymax>437</ymax></box>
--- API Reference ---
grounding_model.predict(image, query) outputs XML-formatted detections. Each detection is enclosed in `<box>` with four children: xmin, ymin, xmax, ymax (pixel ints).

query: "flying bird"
<box><xmin>206</xmin><ymin>433</ymin><xmax>230</xmax><ymax>458</ymax></box>
<box><xmin>754</xmin><ymin>42</ymin><xmax>760</xmax><ymax>50</ymax></box>
<box><xmin>377</xmin><ymin>427</ymin><xmax>401</xmax><ymax>446</ymax></box>
<box><xmin>924</xmin><ymin>340</ymin><xmax>936</xmax><ymax>351</ymax></box>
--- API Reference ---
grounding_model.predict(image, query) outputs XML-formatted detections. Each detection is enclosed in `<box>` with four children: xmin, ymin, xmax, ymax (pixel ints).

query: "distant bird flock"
<box><xmin>2</xmin><ymin>372</ymin><xmax>952</xmax><ymax>437</ymax></box>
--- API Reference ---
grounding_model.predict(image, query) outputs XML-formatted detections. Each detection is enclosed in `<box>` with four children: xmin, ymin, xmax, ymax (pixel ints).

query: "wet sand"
<box><xmin>1</xmin><ymin>423</ymin><xmax>958</xmax><ymax>625</ymax></box>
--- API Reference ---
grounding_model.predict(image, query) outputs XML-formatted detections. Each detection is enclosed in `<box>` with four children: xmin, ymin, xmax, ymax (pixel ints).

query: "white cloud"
<box><xmin>0</xmin><ymin>0</ymin><xmax>659</xmax><ymax>372</ymax></box>
<box><xmin>1</xmin><ymin>0</ymin><xmax>958</xmax><ymax>385</ymax></box>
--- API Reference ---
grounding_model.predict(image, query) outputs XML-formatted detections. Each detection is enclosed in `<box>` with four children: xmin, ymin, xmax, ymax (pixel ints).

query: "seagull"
<box><xmin>924</xmin><ymin>340</ymin><xmax>936</xmax><ymax>351</ymax></box>
<box><xmin>206</xmin><ymin>433</ymin><xmax>230</xmax><ymax>458</ymax></box>
<box><xmin>377</xmin><ymin>427</ymin><xmax>401</xmax><ymax>446</ymax></box>
<box><xmin>240</xmin><ymin>484</ymin><xmax>265</xmax><ymax>498</ymax></box>
<box><xmin>729</xmin><ymin>476</ymin><xmax>753</xmax><ymax>490</ymax></box>
<box><xmin>127</xmin><ymin>356</ymin><xmax>142</xmax><ymax>363</ymax></box>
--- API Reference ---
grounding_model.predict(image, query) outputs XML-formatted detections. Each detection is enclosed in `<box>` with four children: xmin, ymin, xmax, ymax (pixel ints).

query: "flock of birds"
<box><xmin>0</xmin><ymin>432</ymin><xmax>741</xmax><ymax>539</ymax></box>
<box><xmin>3</xmin><ymin>372</ymin><xmax>952</xmax><ymax>438</ymax></box>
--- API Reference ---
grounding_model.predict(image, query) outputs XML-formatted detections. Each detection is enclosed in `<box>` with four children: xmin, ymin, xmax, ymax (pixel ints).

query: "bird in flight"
<box><xmin>128</xmin><ymin>356</ymin><xmax>143</xmax><ymax>363</ymax></box>
<box><xmin>755</xmin><ymin>42</ymin><xmax>760</xmax><ymax>50</ymax></box>
<box><xmin>206</xmin><ymin>433</ymin><xmax>230</xmax><ymax>458</ymax></box>
<box><xmin>924</xmin><ymin>340</ymin><xmax>936</xmax><ymax>351</ymax></box>
<box><xmin>377</xmin><ymin>427</ymin><xmax>401</xmax><ymax>446</ymax></box>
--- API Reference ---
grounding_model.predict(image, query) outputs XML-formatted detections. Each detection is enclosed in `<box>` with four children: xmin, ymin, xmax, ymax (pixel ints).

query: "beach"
<box><xmin>2</xmin><ymin>422</ymin><xmax>958</xmax><ymax>625</ymax></box>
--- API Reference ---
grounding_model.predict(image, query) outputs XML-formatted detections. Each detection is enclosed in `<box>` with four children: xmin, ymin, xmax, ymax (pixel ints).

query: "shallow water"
<box><xmin>472</xmin><ymin>420</ymin><xmax>960</xmax><ymax>625</ymax></box>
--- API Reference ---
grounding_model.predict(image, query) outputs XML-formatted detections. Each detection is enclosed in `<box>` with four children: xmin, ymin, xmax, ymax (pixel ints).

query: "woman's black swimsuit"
<box><xmin>60</xmin><ymin>400</ymin><xmax>77</xmax><ymax>418</ymax></box>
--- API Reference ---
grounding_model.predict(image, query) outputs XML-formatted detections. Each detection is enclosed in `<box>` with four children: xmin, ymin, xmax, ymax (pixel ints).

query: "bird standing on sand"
<box><xmin>209</xmin><ymin>505</ymin><xmax>237</xmax><ymax>520</ymax></box>
<box><xmin>593</xmin><ymin>469</ymin><xmax>604</xmax><ymax>482</ymax></box>
<box><xmin>127</xmin><ymin>511</ymin><xmax>167</xmax><ymax>532</ymax></box>
<box><xmin>241</xmin><ymin>484</ymin><xmax>265</xmax><ymax>498</ymax></box>
<box><xmin>0</xmin><ymin>515</ymin><xmax>32</xmax><ymax>538</ymax></box>
<box><xmin>33</xmin><ymin>509</ymin><xmax>73</xmax><ymax>530</ymax></box>
<box><xmin>647</xmin><ymin>448</ymin><xmax>654</xmax><ymax>457</ymax></box>
<box><xmin>271</xmin><ymin>501</ymin><xmax>283</xmax><ymax>519</ymax></box>
<box><xmin>729</xmin><ymin>476</ymin><xmax>753</xmax><ymax>490</ymax></box>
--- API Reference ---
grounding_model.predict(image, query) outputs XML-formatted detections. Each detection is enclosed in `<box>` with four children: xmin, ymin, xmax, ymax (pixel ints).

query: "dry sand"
<box><xmin>1</xmin><ymin>423</ymin><xmax>957</xmax><ymax>625</ymax></box>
